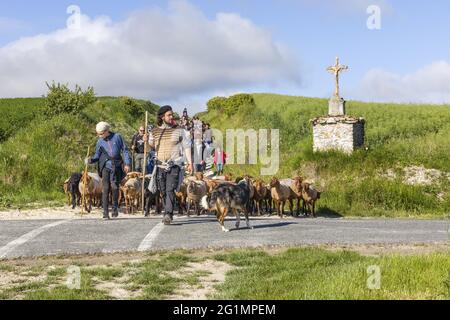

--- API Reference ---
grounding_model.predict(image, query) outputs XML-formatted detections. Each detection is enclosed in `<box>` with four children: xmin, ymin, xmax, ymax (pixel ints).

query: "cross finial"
<box><xmin>327</xmin><ymin>56</ymin><xmax>348</xmax><ymax>98</ymax></box>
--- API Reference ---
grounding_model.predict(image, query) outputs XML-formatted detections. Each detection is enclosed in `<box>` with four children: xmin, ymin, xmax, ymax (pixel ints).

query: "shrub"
<box><xmin>206</xmin><ymin>94</ymin><xmax>255</xmax><ymax>116</ymax></box>
<box><xmin>207</xmin><ymin>96</ymin><xmax>227</xmax><ymax>112</ymax></box>
<box><xmin>224</xmin><ymin>94</ymin><xmax>255</xmax><ymax>117</ymax></box>
<box><xmin>44</xmin><ymin>82</ymin><xmax>96</xmax><ymax>117</ymax></box>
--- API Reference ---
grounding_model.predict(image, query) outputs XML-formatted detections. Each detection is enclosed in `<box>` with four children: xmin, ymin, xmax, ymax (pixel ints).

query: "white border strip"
<box><xmin>0</xmin><ymin>220</ymin><xmax>69</xmax><ymax>259</ymax></box>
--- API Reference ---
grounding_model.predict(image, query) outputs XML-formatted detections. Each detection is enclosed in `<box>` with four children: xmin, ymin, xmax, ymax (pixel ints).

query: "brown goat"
<box><xmin>269</xmin><ymin>177</ymin><xmax>294</xmax><ymax>218</ymax></box>
<box><xmin>252</xmin><ymin>179</ymin><xmax>269</xmax><ymax>216</ymax></box>
<box><xmin>301</xmin><ymin>182</ymin><xmax>321</xmax><ymax>218</ymax></box>
<box><xmin>291</xmin><ymin>176</ymin><xmax>306</xmax><ymax>216</ymax></box>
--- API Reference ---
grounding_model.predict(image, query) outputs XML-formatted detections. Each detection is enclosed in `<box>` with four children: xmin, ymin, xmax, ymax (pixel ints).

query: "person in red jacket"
<box><xmin>214</xmin><ymin>146</ymin><xmax>227</xmax><ymax>176</ymax></box>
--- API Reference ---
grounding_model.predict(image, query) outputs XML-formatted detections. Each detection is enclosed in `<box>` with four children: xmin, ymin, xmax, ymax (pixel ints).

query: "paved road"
<box><xmin>0</xmin><ymin>215</ymin><xmax>448</xmax><ymax>259</ymax></box>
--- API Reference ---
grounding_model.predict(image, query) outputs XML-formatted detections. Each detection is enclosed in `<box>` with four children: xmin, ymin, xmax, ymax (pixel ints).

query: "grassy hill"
<box><xmin>199</xmin><ymin>93</ymin><xmax>450</xmax><ymax>218</ymax></box>
<box><xmin>1</xmin><ymin>93</ymin><xmax>449</xmax><ymax>217</ymax></box>
<box><xmin>0</xmin><ymin>97</ymin><xmax>159</xmax><ymax>208</ymax></box>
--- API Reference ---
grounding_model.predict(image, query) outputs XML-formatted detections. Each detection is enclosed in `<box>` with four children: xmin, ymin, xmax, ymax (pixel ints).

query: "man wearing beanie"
<box><xmin>86</xmin><ymin>122</ymin><xmax>131</xmax><ymax>220</ymax></box>
<box><xmin>145</xmin><ymin>106</ymin><xmax>193</xmax><ymax>225</ymax></box>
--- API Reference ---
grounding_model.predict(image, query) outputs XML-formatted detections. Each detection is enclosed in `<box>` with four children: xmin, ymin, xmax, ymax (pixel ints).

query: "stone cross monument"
<box><xmin>327</xmin><ymin>57</ymin><xmax>348</xmax><ymax>116</ymax></box>
<box><xmin>311</xmin><ymin>57</ymin><xmax>365</xmax><ymax>154</ymax></box>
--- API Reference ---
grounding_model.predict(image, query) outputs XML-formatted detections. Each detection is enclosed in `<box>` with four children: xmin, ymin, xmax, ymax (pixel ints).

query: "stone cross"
<box><xmin>327</xmin><ymin>57</ymin><xmax>348</xmax><ymax>99</ymax></box>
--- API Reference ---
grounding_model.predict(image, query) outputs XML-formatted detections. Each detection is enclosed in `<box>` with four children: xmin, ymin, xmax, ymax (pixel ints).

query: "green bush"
<box><xmin>44</xmin><ymin>82</ymin><xmax>96</xmax><ymax>117</ymax></box>
<box><xmin>206</xmin><ymin>94</ymin><xmax>256</xmax><ymax>116</ymax></box>
<box><xmin>207</xmin><ymin>96</ymin><xmax>227</xmax><ymax>112</ymax></box>
<box><xmin>224</xmin><ymin>93</ymin><xmax>255</xmax><ymax>117</ymax></box>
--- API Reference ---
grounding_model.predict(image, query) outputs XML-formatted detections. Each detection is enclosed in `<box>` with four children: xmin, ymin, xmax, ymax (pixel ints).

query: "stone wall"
<box><xmin>312</xmin><ymin>116</ymin><xmax>365</xmax><ymax>154</ymax></box>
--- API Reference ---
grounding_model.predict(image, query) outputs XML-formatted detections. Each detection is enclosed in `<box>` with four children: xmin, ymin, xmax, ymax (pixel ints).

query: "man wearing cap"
<box><xmin>86</xmin><ymin>122</ymin><xmax>131</xmax><ymax>220</ymax></box>
<box><xmin>145</xmin><ymin>106</ymin><xmax>193</xmax><ymax>225</ymax></box>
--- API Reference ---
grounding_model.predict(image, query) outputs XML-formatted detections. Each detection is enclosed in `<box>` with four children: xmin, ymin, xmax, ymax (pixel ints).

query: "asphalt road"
<box><xmin>0</xmin><ymin>215</ymin><xmax>448</xmax><ymax>259</ymax></box>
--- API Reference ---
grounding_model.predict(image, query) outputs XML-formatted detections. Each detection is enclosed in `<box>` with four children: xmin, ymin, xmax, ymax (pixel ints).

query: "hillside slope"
<box><xmin>0</xmin><ymin>97</ymin><xmax>159</xmax><ymax>208</ymax></box>
<box><xmin>199</xmin><ymin>93</ymin><xmax>450</xmax><ymax>217</ymax></box>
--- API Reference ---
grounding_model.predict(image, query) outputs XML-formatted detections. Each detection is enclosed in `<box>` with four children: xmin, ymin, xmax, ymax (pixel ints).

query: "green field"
<box><xmin>0</xmin><ymin>96</ymin><xmax>159</xmax><ymax>208</ymax></box>
<box><xmin>199</xmin><ymin>93</ymin><xmax>450</xmax><ymax>218</ymax></box>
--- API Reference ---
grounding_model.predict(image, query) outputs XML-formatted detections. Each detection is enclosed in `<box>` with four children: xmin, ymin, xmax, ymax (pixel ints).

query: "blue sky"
<box><xmin>1</xmin><ymin>0</ymin><xmax>450</xmax><ymax>112</ymax></box>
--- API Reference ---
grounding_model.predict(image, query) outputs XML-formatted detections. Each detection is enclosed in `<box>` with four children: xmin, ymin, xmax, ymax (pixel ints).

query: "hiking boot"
<box><xmin>162</xmin><ymin>214</ymin><xmax>172</xmax><ymax>225</ymax></box>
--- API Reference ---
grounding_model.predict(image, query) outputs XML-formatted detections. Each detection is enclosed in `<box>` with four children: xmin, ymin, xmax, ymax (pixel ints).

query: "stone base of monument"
<box><xmin>312</xmin><ymin>116</ymin><xmax>365</xmax><ymax>154</ymax></box>
<box><xmin>328</xmin><ymin>97</ymin><xmax>346</xmax><ymax>116</ymax></box>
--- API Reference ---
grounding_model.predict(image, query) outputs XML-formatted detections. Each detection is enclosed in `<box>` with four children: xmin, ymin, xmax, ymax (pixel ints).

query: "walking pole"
<box><xmin>141</xmin><ymin>111</ymin><xmax>149</xmax><ymax>213</ymax></box>
<box><xmin>81</xmin><ymin>146</ymin><xmax>90</xmax><ymax>216</ymax></box>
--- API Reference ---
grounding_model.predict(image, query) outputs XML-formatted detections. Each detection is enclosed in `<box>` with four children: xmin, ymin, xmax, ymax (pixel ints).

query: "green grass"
<box><xmin>0</xmin><ymin>248</ymin><xmax>447</xmax><ymax>300</ymax></box>
<box><xmin>0</xmin><ymin>96</ymin><xmax>159</xmax><ymax>209</ymax></box>
<box><xmin>200</xmin><ymin>93</ymin><xmax>450</xmax><ymax>218</ymax></box>
<box><xmin>212</xmin><ymin>247</ymin><xmax>450</xmax><ymax>300</ymax></box>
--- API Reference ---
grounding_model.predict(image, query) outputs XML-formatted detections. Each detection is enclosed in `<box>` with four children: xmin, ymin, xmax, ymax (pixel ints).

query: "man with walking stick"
<box><xmin>85</xmin><ymin>122</ymin><xmax>131</xmax><ymax>220</ymax></box>
<box><xmin>145</xmin><ymin>106</ymin><xmax>193</xmax><ymax>225</ymax></box>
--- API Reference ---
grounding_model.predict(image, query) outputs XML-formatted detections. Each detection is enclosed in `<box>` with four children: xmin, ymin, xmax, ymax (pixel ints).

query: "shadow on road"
<box><xmin>251</xmin><ymin>222</ymin><xmax>297</xmax><ymax>230</ymax></box>
<box><xmin>315</xmin><ymin>207</ymin><xmax>343</xmax><ymax>219</ymax></box>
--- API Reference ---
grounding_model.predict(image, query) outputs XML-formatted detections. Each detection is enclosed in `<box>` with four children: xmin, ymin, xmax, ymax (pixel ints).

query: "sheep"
<box><xmin>269</xmin><ymin>177</ymin><xmax>294</xmax><ymax>218</ymax></box>
<box><xmin>301</xmin><ymin>182</ymin><xmax>321</xmax><ymax>218</ymax></box>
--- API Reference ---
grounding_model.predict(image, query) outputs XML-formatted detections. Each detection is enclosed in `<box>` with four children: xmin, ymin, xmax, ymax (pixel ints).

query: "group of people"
<box><xmin>86</xmin><ymin>106</ymin><xmax>226</xmax><ymax>224</ymax></box>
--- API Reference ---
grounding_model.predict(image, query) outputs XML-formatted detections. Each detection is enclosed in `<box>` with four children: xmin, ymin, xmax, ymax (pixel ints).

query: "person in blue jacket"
<box><xmin>86</xmin><ymin>122</ymin><xmax>131</xmax><ymax>220</ymax></box>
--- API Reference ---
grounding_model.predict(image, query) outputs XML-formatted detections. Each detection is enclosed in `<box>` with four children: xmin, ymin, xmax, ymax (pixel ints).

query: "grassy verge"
<box><xmin>0</xmin><ymin>246</ymin><xmax>448</xmax><ymax>300</ymax></box>
<box><xmin>213</xmin><ymin>247</ymin><xmax>449</xmax><ymax>300</ymax></box>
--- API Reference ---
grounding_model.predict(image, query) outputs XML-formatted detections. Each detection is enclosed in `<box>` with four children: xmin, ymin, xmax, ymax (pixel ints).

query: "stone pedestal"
<box><xmin>329</xmin><ymin>97</ymin><xmax>346</xmax><ymax>116</ymax></box>
<box><xmin>312</xmin><ymin>116</ymin><xmax>365</xmax><ymax>154</ymax></box>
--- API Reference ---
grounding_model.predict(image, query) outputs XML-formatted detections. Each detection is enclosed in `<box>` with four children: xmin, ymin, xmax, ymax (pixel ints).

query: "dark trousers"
<box><xmin>157</xmin><ymin>166</ymin><xmax>180</xmax><ymax>216</ymax></box>
<box><xmin>134</xmin><ymin>153</ymin><xmax>145</xmax><ymax>173</ymax></box>
<box><xmin>102</xmin><ymin>168</ymin><xmax>120</xmax><ymax>216</ymax></box>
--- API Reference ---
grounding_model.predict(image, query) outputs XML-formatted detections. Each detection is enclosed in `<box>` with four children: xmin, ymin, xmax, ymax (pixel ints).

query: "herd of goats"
<box><xmin>63</xmin><ymin>171</ymin><xmax>322</xmax><ymax>219</ymax></box>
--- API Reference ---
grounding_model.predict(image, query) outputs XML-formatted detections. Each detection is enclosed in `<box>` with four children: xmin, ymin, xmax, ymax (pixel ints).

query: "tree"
<box><xmin>44</xmin><ymin>82</ymin><xmax>96</xmax><ymax>117</ymax></box>
<box><xmin>207</xmin><ymin>96</ymin><xmax>227</xmax><ymax>112</ymax></box>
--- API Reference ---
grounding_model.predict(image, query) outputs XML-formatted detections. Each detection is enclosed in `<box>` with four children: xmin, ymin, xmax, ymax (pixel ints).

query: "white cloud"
<box><xmin>354</xmin><ymin>61</ymin><xmax>450</xmax><ymax>104</ymax></box>
<box><xmin>0</xmin><ymin>0</ymin><xmax>300</xmax><ymax>108</ymax></box>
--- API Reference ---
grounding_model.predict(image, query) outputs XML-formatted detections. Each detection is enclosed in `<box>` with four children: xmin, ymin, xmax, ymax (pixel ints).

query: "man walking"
<box><xmin>86</xmin><ymin>122</ymin><xmax>131</xmax><ymax>220</ymax></box>
<box><xmin>145</xmin><ymin>106</ymin><xmax>193</xmax><ymax>225</ymax></box>
<box><xmin>131</xmin><ymin>126</ymin><xmax>146</xmax><ymax>172</ymax></box>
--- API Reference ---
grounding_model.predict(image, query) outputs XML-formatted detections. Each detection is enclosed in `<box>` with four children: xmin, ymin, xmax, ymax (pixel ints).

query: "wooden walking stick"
<box><xmin>141</xmin><ymin>111</ymin><xmax>149</xmax><ymax>213</ymax></box>
<box><xmin>81</xmin><ymin>146</ymin><xmax>90</xmax><ymax>216</ymax></box>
